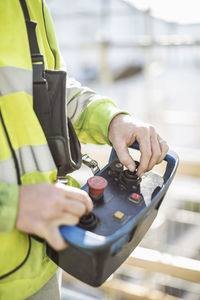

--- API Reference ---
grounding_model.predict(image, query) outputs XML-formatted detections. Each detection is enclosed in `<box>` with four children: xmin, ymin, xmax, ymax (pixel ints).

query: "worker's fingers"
<box><xmin>108</xmin><ymin>114</ymin><xmax>169</xmax><ymax>176</ymax></box>
<box><xmin>55</xmin><ymin>183</ymin><xmax>93</xmax><ymax>213</ymax></box>
<box><xmin>39</xmin><ymin>214</ymin><xmax>80</xmax><ymax>251</ymax></box>
<box><xmin>136</xmin><ymin>132</ymin><xmax>152</xmax><ymax>177</ymax></box>
<box><xmin>45</xmin><ymin>226</ymin><xmax>68</xmax><ymax>251</ymax></box>
<box><xmin>157</xmin><ymin>136</ymin><xmax>169</xmax><ymax>164</ymax></box>
<box><xmin>113</xmin><ymin>140</ymin><xmax>136</xmax><ymax>172</ymax></box>
<box><xmin>61</xmin><ymin>199</ymin><xmax>87</xmax><ymax>217</ymax></box>
<box><xmin>41</xmin><ymin>198</ymin><xmax>88</xmax><ymax>221</ymax></box>
<box><xmin>146</xmin><ymin>133</ymin><xmax>162</xmax><ymax>171</ymax></box>
<box><xmin>46</xmin><ymin>227</ymin><xmax>67</xmax><ymax>251</ymax></box>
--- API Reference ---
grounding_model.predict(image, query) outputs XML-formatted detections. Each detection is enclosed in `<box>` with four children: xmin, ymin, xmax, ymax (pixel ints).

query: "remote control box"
<box><xmin>47</xmin><ymin>143</ymin><xmax>179</xmax><ymax>286</ymax></box>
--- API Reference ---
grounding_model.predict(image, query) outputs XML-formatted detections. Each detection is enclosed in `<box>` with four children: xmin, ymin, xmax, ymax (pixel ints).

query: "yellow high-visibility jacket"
<box><xmin>0</xmin><ymin>0</ymin><xmax>125</xmax><ymax>299</ymax></box>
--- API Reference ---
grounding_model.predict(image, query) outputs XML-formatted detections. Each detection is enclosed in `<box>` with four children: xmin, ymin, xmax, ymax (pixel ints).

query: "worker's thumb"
<box><xmin>114</xmin><ymin>143</ymin><xmax>136</xmax><ymax>172</ymax></box>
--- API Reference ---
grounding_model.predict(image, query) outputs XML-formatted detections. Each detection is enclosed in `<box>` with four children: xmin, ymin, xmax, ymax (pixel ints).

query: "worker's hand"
<box><xmin>16</xmin><ymin>183</ymin><xmax>93</xmax><ymax>251</ymax></box>
<box><xmin>108</xmin><ymin>114</ymin><xmax>169</xmax><ymax>177</ymax></box>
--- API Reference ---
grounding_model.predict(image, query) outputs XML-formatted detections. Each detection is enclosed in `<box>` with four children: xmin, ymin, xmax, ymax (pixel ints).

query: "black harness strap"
<box><xmin>19</xmin><ymin>0</ymin><xmax>47</xmax><ymax>85</ymax></box>
<box><xmin>19</xmin><ymin>0</ymin><xmax>52</xmax><ymax>138</ymax></box>
<box><xmin>19</xmin><ymin>0</ymin><xmax>43</xmax><ymax>62</ymax></box>
<box><xmin>19</xmin><ymin>0</ymin><xmax>46</xmax><ymax>86</ymax></box>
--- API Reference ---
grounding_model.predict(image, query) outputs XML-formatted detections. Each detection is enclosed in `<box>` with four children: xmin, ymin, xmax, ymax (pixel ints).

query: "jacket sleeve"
<box><xmin>0</xmin><ymin>182</ymin><xmax>19</xmax><ymax>234</ymax></box>
<box><xmin>67</xmin><ymin>77</ymin><xmax>129</xmax><ymax>145</ymax></box>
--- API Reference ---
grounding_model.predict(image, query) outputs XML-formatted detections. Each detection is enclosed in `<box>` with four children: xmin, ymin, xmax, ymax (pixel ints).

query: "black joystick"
<box><xmin>121</xmin><ymin>169</ymin><xmax>141</xmax><ymax>187</ymax></box>
<box><xmin>79</xmin><ymin>213</ymin><xmax>98</xmax><ymax>231</ymax></box>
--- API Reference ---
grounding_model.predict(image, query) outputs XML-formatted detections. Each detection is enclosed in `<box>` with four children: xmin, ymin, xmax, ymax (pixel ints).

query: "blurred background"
<box><xmin>46</xmin><ymin>0</ymin><xmax>200</xmax><ymax>299</ymax></box>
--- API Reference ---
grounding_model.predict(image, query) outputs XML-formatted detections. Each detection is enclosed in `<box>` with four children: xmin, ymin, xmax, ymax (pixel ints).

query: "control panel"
<box><xmin>78</xmin><ymin>160</ymin><xmax>163</xmax><ymax>236</ymax></box>
<box><xmin>47</xmin><ymin>142</ymin><xmax>179</xmax><ymax>287</ymax></box>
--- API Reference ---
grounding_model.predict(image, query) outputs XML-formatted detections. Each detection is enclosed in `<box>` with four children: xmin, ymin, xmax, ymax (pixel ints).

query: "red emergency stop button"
<box><xmin>87</xmin><ymin>176</ymin><xmax>108</xmax><ymax>201</ymax></box>
<box><xmin>129</xmin><ymin>193</ymin><xmax>142</xmax><ymax>203</ymax></box>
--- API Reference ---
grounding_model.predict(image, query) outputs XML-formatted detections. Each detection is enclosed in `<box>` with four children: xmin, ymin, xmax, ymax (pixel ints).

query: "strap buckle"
<box><xmin>32</xmin><ymin>54</ymin><xmax>46</xmax><ymax>84</ymax></box>
<box><xmin>56</xmin><ymin>176</ymin><xmax>68</xmax><ymax>185</ymax></box>
<box><xmin>32</xmin><ymin>53</ymin><xmax>44</xmax><ymax>63</ymax></box>
<box><xmin>82</xmin><ymin>154</ymin><xmax>100</xmax><ymax>175</ymax></box>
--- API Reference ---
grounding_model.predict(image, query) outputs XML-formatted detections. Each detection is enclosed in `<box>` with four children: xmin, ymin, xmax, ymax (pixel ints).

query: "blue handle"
<box><xmin>59</xmin><ymin>141</ymin><xmax>179</xmax><ymax>250</ymax></box>
<box><xmin>59</xmin><ymin>225</ymin><xmax>107</xmax><ymax>250</ymax></box>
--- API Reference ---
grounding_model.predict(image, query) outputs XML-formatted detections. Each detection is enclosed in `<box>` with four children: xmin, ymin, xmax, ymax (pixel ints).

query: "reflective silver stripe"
<box><xmin>16</xmin><ymin>144</ymin><xmax>56</xmax><ymax>177</ymax></box>
<box><xmin>0</xmin><ymin>66</ymin><xmax>32</xmax><ymax>96</ymax></box>
<box><xmin>67</xmin><ymin>77</ymin><xmax>96</xmax><ymax>123</ymax></box>
<box><xmin>0</xmin><ymin>144</ymin><xmax>56</xmax><ymax>184</ymax></box>
<box><xmin>0</xmin><ymin>157</ymin><xmax>18</xmax><ymax>184</ymax></box>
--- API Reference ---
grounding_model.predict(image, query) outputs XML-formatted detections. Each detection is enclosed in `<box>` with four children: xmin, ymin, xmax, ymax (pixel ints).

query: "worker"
<box><xmin>0</xmin><ymin>0</ymin><xmax>169</xmax><ymax>299</ymax></box>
